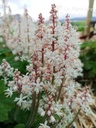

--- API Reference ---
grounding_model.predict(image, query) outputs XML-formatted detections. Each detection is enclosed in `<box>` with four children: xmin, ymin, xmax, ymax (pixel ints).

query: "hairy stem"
<box><xmin>57</xmin><ymin>77</ymin><xmax>65</xmax><ymax>101</ymax></box>
<box><xmin>30</xmin><ymin>92</ymin><xmax>40</xmax><ymax>126</ymax></box>
<box><xmin>26</xmin><ymin>92</ymin><xmax>40</xmax><ymax>128</ymax></box>
<box><xmin>66</xmin><ymin>109</ymin><xmax>81</xmax><ymax>128</ymax></box>
<box><xmin>41</xmin><ymin>47</ymin><xmax>44</xmax><ymax>82</ymax></box>
<box><xmin>26</xmin><ymin>92</ymin><xmax>36</xmax><ymax>128</ymax></box>
<box><xmin>52</xmin><ymin>66</ymin><xmax>55</xmax><ymax>85</ymax></box>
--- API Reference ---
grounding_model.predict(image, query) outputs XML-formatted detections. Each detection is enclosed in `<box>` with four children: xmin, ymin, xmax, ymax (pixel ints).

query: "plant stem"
<box><xmin>30</xmin><ymin>92</ymin><xmax>40</xmax><ymax>125</ymax></box>
<box><xmin>41</xmin><ymin>47</ymin><xmax>44</xmax><ymax>82</ymax></box>
<box><xmin>13</xmin><ymin>106</ymin><xmax>20</xmax><ymax>121</ymax></box>
<box><xmin>26</xmin><ymin>92</ymin><xmax>40</xmax><ymax>128</ymax></box>
<box><xmin>57</xmin><ymin>77</ymin><xmax>65</xmax><ymax>101</ymax></box>
<box><xmin>52</xmin><ymin>66</ymin><xmax>55</xmax><ymax>85</ymax></box>
<box><xmin>26</xmin><ymin>92</ymin><xmax>36</xmax><ymax>128</ymax></box>
<box><xmin>66</xmin><ymin>109</ymin><xmax>81</xmax><ymax>128</ymax></box>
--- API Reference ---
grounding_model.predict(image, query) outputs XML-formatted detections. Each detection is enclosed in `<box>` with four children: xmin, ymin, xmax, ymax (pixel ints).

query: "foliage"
<box><xmin>80</xmin><ymin>40</ymin><xmax>96</xmax><ymax>93</ymax></box>
<box><xmin>0</xmin><ymin>42</ymin><xmax>30</xmax><ymax>127</ymax></box>
<box><xmin>0</xmin><ymin>80</ymin><xmax>15</xmax><ymax>122</ymax></box>
<box><xmin>71</xmin><ymin>21</ymin><xmax>85</xmax><ymax>32</ymax></box>
<box><xmin>14</xmin><ymin>124</ymin><xmax>25</xmax><ymax>128</ymax></box>
<box><xmin>0</xmin><ymin>42</ymin><xmax>28</xmax><ymax>74</ymax></box>
<box><xmin>80</xmin><ymin>40</ymin><xmax>96</xmax><ymax>77</ymax></box>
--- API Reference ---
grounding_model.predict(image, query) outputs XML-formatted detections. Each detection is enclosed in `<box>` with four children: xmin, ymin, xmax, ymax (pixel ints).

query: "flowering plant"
<box><xmin>0</xmin><ymin>4</ymin><xmax>96</xmax><ymax>128</ymax></box>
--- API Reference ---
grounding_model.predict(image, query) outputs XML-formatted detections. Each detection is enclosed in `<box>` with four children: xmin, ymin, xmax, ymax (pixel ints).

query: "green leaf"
<box><xmin>54</xmin><ymin>114</ymin><xmax>60</xmax><ymax>120</ymax></box>
<box><xmin>0</xmin><ymin>80</ymin><xmax>15</xmax><ymax>122</ymax></box>
<box><xmin>15</xmin><ymin>110</ymin><xmax>30</xmax><ymax>124</ymax></box>
<box><xmin>14</xmin><ymin>124</ymin><xmax>25</xmax><ymax>128</ymax></box>
<box><xmin>0</xmin><ymin>47</ymin><xmax>11</xmax><ymax>54</ymax></box>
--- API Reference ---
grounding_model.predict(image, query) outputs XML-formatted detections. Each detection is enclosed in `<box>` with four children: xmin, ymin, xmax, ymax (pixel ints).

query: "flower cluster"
<box><xmin>5</xmin><ymin>9</ymin><xmax>36</xmax><ymax>61</ymax></box>
<box><xmin>0</xmin><ymin>4</ymin><xmax>95</xmax><ymax>128</ymax></box>
<box><xmin>0</xmin><ymin>59</ymin><xmax>13</xmax><ymax>84</ymax></box>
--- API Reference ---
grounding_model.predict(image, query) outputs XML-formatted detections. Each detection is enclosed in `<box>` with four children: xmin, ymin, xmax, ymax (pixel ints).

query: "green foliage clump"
<box><xmin>0</xmin><ymin>42</ymin><xmax>29</xmax><ymax>127</ymax></box>
<box><xmin>80</xmin><ymin>40</ymin><xmax>96</xmax><ymax>93</ymax></box>
<box><xmin>71</xmin><ymin>21</ymin><xmax>85</xmax><ymax>32</ymax></box>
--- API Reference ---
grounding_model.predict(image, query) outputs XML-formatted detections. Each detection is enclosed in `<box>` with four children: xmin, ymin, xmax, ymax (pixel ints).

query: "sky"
<box><xmin>0</xmin><ymin>0</ymin><xmax>96</xmax><ymax>20</ymax></box>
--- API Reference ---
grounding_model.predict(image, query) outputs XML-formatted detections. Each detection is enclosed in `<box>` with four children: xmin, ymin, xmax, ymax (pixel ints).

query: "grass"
<box><xmin>71</xmin><ymin>21</ymin><xmax>85</xmax><ymax>32</ymax></box>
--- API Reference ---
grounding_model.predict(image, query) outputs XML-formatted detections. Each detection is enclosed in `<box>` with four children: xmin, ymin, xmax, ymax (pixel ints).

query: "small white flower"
<box><xmin>50</xmin><ymin>116</ymin><xmax>55</xmax><ymax>122</ymax></box>
<box><xmin>13</xmin><ymin>85</ymin><xmax>18</xmax><ymax>91</ymax></box>
<box><xmin>47</xmin><ymin>110</ymin><xmax>51</xmax><ymax>116</ymax></box>
<box><xmin>8</xmin><ymin>81</ymin><xmax>14</xmax><ymax>87</ymax></box>
<box><xmin>38</xmin><ymin>121</ymin><xmax>50</xmax><ymax>128</ymax></box>
<box><xmin>41</xmin><ymin>111</ymin><xmax>45</xmax><ymax>116</ymax></box>
<box><xmin>33</xmin><ymin>79</ymin><xmax>43</xmax><ymax>94</ymax></box>
<box><xmin>5</xmin><ymin>88</ymin><xmax>13</xmax><ymax>97</ymax></box>
<box><xmin>22</xmin><ymin>100</ymin><xmax>32</xmax><ymax>110</ymax></box>
<box><xmin>14</xmin><ymin>94</ymin><xmax>27</xmax><ymax>106</ymax></box>
<box><xmin>38</xmin><ymin>107</ymin><xmax>45</xmax><ymax>116</ymax></box>
<box><xmin>14</xmin><ymin>56</ymin><xmax>19</xmax><ymax>61</ymax></box>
